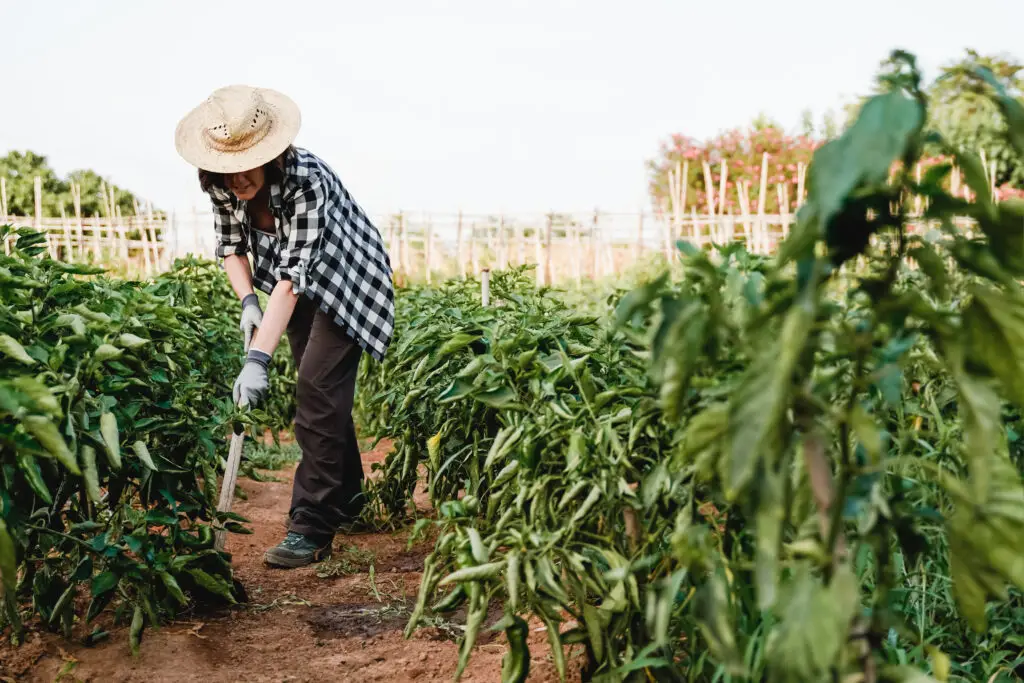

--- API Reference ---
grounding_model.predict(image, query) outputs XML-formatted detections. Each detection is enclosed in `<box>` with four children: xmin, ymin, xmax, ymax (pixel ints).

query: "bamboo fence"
<box><xmin>0</xmin><ymin>154</ymin><xmax>1008</xmax><ymax>284</ymax></box>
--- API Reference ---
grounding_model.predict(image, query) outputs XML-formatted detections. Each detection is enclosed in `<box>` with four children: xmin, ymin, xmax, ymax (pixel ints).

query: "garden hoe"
<box><xmin>214</xmin><ymin>339</ymin><xmax>249</xmax><ymax>552</ymax></box>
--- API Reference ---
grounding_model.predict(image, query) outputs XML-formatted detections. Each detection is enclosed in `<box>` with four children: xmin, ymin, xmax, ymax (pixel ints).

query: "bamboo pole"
<box><xmin>717</xmin><ymin>160</ymin><xmax>729</xmax><ymax>217</ymax></box>
<box><xmin>735</xmin><ymin>182</ymin><xmax>752</xmax><ymax>253</ymax></box>
<box><xmin>778</xmin><ymin>183</ymin><xmax>792</xmax><ymax>238</ymax></box>
<box><xmin>92</xmin><ymin>216</ymin><xmax>101</xmax><ymax>260</ymax></box>
<box><xmin>115</xmin><ymin>205</ymin><xmax>129</xmax><ymax>261</ymax></box>
<box><xmin>758</xmin><ymin>153</ymin><xmax>770</xmax><ymax>254</ymax></box>
<box><xmin>59</xmin><ymin>203</ymin><xmax>73</xmax><ymax>260</ymax></box>
<box><xmin>470</xmin><ymin>222</ymin><xmax>479</xmax><ymax>275</ymax></box>
<box><xmin>386</xmin><ymin>217</ymin><xmax>396</xmax><ymax>265</ymax></box>
<box><xmin>134</xmin><ymin>200</ymin><xmax>152</xmax><ymax>276</ymax></box>
<box><xmin>424</xmin><ymin>220</ymin><xmax>433</xmax><ymax>285</ymax></box>
<box><xmin>571</xmin><ymin>219</ymin><xmax>581</xmax><ymax>288</ymax></box>
<box><xmin>71</xmin><ymin>182</ymin><xmax>84</xmax><ymax>260</ymax></box>
<box><xmin>679</xmin><ymin>161</ymin><xmax>689</xmax><ymax>238</ymax></box>
<box><xmin>668</xmin><ymin>164</ymin><xmax>679</xmax><ymax>243</ymax></box>
<box><xmin>533</xmin><ymin>217</ymin><xmax>543</xmax><ymax>288</ymax></box>
<box><xmin>544</xmin><ymin>212</ymin><xmax>554</xmax><ymax>286</ymax></box>
<box><xmin>796</xmin><ymin>162</ymin><xmax>807</xmax><ymax>207</ymax></box>
<box><xmin>480</xmin><ymin>268</ymin><xmax>490</xmax><ymax>307</ymax></box>
<box><xmin>702</xmin><ymin>160</ymin><xmax>716</xmax><ymax>217</ymax></box>
<box><xmin>590</xmin><ymin>209</ymin><xmax>599</xmax><ymax>280</ymax></box>
<box><xmin>145</xmin><ymin>200</ymin><xmax>160</xmax><ymax>270</ymax></box>
<box><xmin>690</xmin><ymin>207</ymin><xmax>701</xmax><ymax>248</ymax></box>
<box><xmin>399</xmin><ymin>211</ymin><xmax>410</xmax><ymax>275</ymax></box>
<box><xmin>660</xmin><ymin>198</ymin><xmax>673</xmax><ymax>262</ymax></box>
<box><xmin>498</xmin><ymin>214</ymin><xmax>508</xmax><ymax>270</ymax></box>
<box><xmin>456</xmin><ymin>210</ymin><xmax>465</xmax><ymax>280</ymax></box>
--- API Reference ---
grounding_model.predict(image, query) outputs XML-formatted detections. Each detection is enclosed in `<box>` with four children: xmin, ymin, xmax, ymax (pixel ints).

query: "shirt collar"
<box><xmin>268</xmin><ymin>180</ymin><xmax>286</xmax><ymax>215</ymax></box>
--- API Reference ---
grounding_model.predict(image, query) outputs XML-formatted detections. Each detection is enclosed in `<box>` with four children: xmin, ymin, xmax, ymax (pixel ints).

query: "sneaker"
<box><xmin>264</xmin><ymin>532</ymin><xmax>332</xmax><ymax>568</ymax></box>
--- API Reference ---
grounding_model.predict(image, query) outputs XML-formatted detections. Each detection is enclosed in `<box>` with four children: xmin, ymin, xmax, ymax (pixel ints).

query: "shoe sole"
<box><xmin>263</xmin><ymin>546</ymin><xmax>331</xmax><ymax>569</ymax></box>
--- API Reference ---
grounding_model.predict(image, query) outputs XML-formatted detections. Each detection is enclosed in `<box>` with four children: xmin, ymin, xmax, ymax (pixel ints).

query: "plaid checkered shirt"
<box><xmin>208</xmin><ymin>147</ymin><xmax>395</xmax><ymax>361</ymax></box>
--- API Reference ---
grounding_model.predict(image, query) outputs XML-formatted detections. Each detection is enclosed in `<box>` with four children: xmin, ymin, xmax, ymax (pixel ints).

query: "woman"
<box><xmin>175</xmin><ymin>85</ymin><xmax>395</xmax><ymax>568</ymax></box>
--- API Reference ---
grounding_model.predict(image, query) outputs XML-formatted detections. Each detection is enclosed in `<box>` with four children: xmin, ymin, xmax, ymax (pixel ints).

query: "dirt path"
<box><xmin>5</xmin><ymin>443</ymin><xmax>576</xmax><ymax>683</ymax></box>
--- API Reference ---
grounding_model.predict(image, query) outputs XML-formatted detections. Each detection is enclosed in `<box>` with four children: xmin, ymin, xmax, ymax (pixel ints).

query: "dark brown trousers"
<box><xmin>285</xmin><ymin>295</ymin><xmax>365</xmax><ymax>541</ymax></box>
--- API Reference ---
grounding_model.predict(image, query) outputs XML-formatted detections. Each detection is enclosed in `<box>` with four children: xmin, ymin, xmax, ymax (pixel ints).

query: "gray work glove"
<box><xmin>239</xmin><ymin>293</ymin><xmax>263</xmax><ymax>352</ymax></box>
<box><xmin>233</xmin><ymin>349</ymin><xmax>271</xmax><ymax>408</ymax></box>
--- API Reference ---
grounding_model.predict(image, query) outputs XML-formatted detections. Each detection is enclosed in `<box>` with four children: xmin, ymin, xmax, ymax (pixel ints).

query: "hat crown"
<box><xmin>202</xmin><ymin>86</ymin><xmax>272</xmax><ymax>152</ymax></box>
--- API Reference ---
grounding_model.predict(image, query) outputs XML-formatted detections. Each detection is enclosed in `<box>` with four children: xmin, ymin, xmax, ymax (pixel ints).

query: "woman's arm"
<box><xmin>223</xmin><ymin>253</ymin><xmax>256</xmax><ymax>301</ymax></box>
<box><xmin>250</xmin><ymin>280</ymin><xmax>298</xmax><ymax>356</ymax></box>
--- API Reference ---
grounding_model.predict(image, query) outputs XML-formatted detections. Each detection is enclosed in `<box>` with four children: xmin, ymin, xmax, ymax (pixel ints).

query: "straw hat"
<box><xmin>175</xmin><ymin>85</ymin><xmax>301</xmax><ymax>173</ymax></box>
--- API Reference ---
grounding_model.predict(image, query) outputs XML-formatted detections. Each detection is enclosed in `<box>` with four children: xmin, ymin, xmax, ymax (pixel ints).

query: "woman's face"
<box><xmin>225</xmin><ymin>166</ymin><xmax>266</xmax><ymax>201</ymax></box>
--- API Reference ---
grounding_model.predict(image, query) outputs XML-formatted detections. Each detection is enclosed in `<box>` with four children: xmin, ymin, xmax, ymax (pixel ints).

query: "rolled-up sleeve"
<box><xmin>277</xmin><ymin>176</ymin><xmax>326</xmax><ymax>293</ymax></box>
<box><xmin>209</xmin><ymin>187</ymin><xmax>247</xmax><ymax>258</ymax></box>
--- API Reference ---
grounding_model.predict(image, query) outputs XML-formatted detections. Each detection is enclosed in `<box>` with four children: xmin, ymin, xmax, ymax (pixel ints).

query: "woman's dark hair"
<box><xmin>198</xmin><ymin>145</ymin><xmax>293</xmax><ymax>193</ymax></box>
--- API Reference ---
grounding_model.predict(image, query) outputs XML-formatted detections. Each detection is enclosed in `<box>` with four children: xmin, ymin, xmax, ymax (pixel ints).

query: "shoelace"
<box><xmin>281</xmin><ymin>532</ymin><xmax>307</xmax><ymax>548</ymax></box>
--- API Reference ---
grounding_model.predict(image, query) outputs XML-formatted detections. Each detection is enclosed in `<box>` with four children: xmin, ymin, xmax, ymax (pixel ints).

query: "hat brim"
<box><xmin>174</xmin><ymin>87</ymin><xmax>301</xmax><ymax>174</ymax></box>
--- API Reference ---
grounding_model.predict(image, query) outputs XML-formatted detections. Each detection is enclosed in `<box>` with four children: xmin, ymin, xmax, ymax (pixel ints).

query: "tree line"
<box><xmin>0</xmin><ymin>150</ymin><xmax>153</xmax><ymax>218</ymax></box>
<box><xmin>648</xmin><ymin>49</ymin><xmax>1024</xmax><ymax>208</ymax></box>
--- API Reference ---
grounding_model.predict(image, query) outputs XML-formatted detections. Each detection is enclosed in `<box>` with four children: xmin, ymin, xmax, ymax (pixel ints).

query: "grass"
<box><xmin>316</xmin><ymin>545</ymin><xmax>377</xmax><ymax>579</ymax></box>
<box><xmin>239</xmin><ymin>441</ymin><xmax>302</xmax><ymax>481</ymax></box>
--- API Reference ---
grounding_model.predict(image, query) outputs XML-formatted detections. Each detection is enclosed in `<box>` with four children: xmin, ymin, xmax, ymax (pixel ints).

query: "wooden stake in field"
<box><xmin>71</xmin><ymin>182</ymin><xmax>84</xmax><ymax>261</ymax></box>
<box><xmin>399</xmin><ymin>211</ymin><xmax>410</xmax><ymax>275</ymax></box>
<box><xmin>533</xmin><ymin>216</ymin><xmax>543</xmax><ymax>288</ymax></box>
<box><xmin>757</xmin><ymin>153</ymin><xmax>770</xmax><ymax>253</ymax></box>
<box><xmin>480</xmin><ymin>268</ymin><xmax>491</xmax><ymax>307</ymax></box>
<box><xmin>544</xmin><ymin>212</ymin><xmax>554</xmax><ymax>287</ymax></box>
<box><xmin>590</xmin><ymin>209</ymin><xmax>600</xmax><ymax>280</ymax></box>
<box><xmin>717</xmin><ymin>160</ymin><xmax>729</xmax><ymax>217</ymax></box>
<box><xmin>135</xmin><ymin>199</ymin><xmax>153</xmax><ymax>276</ymax></box>
<box><xmin>145</xmin><ymin>200</ymin><xmax>160</xmax><ymax>270</ymax></box>
<box><xmin>702</xmin><ymin>161</ymin><xmax>716</xmax><ymax>218</ymax></box>
<box><xmin>115</xmin><ymin>205</ymin><xmax>129</xmax><ymax>262</ymax></box>
<box><xmin>659</xmin><ymin>198</ymin><xmax>673</xmax><ymax>263</ymax></box>
<box><xmin>735</xmin><ymin>181</ymin><xmax>752</xmax><ymax>252</ymax></box>
<box><xmin>571</xmin><ymin>219</ymin><xmax>582</xmax><ymax>288</ymax></box>
<box><xmin>424</xmin><ymin>220</ymin><xmax>433</xmax><ymax>285</ymax></box>
<box><xmin>796</xmin><ymin>162</ymin><xmax>807</xmax><ymax>207</ymax></box>
<box><xmin>456</xmin><ymin>210</ymin><xmax>466</xmax><ymax>280</ymax></box>
<box><xmin>59</xmin><ymin>203</ymin><xmax>73</xmax><ymax>261</ymax></box>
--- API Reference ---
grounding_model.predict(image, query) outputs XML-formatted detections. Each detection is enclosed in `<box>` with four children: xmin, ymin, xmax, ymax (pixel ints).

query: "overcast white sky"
<box><xmin>0</xmin><ymin>0</ymin><xmax>1021</xmax><ymax>215</ymax></box>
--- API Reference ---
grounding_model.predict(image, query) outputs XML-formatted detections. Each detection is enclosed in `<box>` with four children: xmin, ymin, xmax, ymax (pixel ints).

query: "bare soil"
<box><xmin>1</xmin><ymin>442</ymin><xmax>583</xmax><ymax>683</ymax></box>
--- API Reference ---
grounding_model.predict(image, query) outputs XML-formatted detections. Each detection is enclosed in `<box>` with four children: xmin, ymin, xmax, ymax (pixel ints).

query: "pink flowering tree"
<box><xmin>647</xmin><ymin>122</ymin><xmax>822</xmax><ymax>216</ymax></box>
